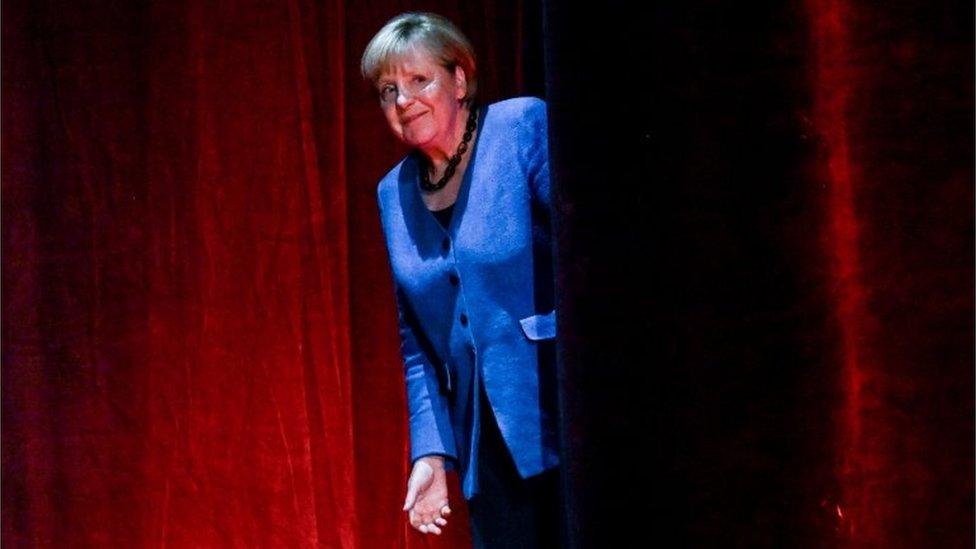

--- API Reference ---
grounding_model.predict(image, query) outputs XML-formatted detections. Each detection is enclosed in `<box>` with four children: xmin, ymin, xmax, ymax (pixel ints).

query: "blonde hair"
<box><xmin>360</xmin><ymin>12</ymin><xmax>478</xmax><ymax>103</ymax></box>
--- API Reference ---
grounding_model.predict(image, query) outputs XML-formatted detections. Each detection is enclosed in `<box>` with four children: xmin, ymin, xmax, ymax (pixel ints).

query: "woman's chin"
<box><xmin>402</xmin><ymin>132</ymin><xmax>433</xmax><ymax>150</ymax></box>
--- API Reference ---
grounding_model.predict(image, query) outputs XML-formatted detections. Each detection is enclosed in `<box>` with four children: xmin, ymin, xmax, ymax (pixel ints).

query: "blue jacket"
<box><xmin>376</xmin><ymin>97</ymin><xmax>559</xmax><ymax>499</ymax></box>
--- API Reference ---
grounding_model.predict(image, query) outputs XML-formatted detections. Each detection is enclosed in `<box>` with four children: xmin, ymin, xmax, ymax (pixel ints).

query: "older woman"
<box><xmin>361</xmin><ymin>12</ymin><xmax>561</xmax><ymax>547</ymax></box>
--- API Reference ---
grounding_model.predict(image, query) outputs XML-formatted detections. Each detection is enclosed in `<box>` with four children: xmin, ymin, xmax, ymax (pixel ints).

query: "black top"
<box><xmin>431</xmin><ymin>203</ymin><xmax>455</xmax><ymax>228</ymax></box>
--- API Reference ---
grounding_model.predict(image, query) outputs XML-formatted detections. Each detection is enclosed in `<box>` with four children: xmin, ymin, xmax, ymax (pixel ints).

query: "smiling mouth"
<box><xmin>402</xmin><ymin>112</ymin><xmax>426</xmax><ymax>125</ymax></box>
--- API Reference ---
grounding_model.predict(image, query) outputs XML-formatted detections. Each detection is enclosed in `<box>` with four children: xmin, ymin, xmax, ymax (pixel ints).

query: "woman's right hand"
<box><xmin>403</xmin><ymin>455</ymin><xmax>452</xmax><ymax>535</ymax></box>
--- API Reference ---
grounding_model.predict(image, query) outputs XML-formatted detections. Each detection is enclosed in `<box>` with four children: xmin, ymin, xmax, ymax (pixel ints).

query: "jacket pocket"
<box><xmin>519</xmin><ymin>310</ymin><xmax>557</xmax><ymax>341</ymax></box>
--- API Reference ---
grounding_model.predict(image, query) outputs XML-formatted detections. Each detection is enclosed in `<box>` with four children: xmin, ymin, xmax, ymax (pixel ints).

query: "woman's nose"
<box><xmin>396</xmin><ymin>88</ymin><xmax>414</xmax><ymax>107</ymax></box>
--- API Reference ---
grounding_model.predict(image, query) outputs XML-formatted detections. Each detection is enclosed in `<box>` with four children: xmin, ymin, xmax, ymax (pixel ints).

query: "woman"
<box><xmin>361</xmin><ymin>12</ymin><xmax>562</xmax><ymax>547</ymax></box>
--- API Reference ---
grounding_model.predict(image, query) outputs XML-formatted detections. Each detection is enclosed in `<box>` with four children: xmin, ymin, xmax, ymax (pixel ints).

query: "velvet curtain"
<box><xmin>544</xmin><ymin>0</ymin><xmax>973</xmax><ymax>546</ymax></box>
<box><xmin>3</xmin><ymin>1</ymin><xmax>541</xmax><ymax>546</ymax></box>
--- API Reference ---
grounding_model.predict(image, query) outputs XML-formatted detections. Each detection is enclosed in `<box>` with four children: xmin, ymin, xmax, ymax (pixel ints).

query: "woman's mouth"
<box><xmin>402</xmin><ymin>112</ymin><xmax>426</xmax><ymax>125</ymax></box>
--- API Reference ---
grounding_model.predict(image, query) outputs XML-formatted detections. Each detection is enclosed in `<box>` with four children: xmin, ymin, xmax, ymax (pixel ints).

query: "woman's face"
<box><xmin>377</xmin><ymin>46</ymin><xmax>467</xmax><ymax>152</ymax></box>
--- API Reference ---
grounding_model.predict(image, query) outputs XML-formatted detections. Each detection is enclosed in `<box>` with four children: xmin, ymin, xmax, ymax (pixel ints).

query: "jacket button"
<box><xmin>448</xmin><ymin>272</ymin><xmax>459</xmax><ymax>286</ymax></box>
<box><xmin>441</xmin><ymin>238</ymin><xmax>450</xmax><ymax>252</ymax></box>
<box><xmin>459</xmin><ymin>313</ymin><xmax>468</xmax><ymax>326</ymax></box>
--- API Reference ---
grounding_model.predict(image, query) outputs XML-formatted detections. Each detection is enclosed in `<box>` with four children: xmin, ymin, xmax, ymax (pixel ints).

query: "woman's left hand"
<box><xmin>403</xmin><ymin>455</ymin><xmax>452</xmax><ymax>535</ymax></box>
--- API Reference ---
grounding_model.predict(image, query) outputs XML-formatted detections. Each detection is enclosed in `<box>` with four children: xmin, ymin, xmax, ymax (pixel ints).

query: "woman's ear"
<box><xmin>453</xmin><ymin>65</ymin><xmax>468</xmax><ymax>101</ymax></box>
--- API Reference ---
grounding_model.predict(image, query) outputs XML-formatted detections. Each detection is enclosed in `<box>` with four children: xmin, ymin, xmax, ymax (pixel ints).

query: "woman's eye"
<box><xmin>379</xmin><ymin>85</ymin><xmax>396</xmax><ymax>100</ymax></box>
<box><xmin>413</xmin><ymin>76</ymin><xmax>427</xmax><ymax>83</ymax></box>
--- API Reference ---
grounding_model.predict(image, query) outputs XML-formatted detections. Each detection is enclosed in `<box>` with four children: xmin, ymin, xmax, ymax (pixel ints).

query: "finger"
<box><xmin>434</xmin><ymin>517</ymin><xmax>448</xmax><ymax>526</ymax></box>
<box><xmin>418</xmin><ymin>524</ymin><xmax>429</xmax><ymax>534</ymax></box>
<box><xmin>427</xmin><ymin>524</ymin><xmax>442</xmax><ymax>535</ymax></box>
<box><xmin>403</xmin><ymin>485</ymin><xmax>419</xmax><ymax>512</ymax></box>
<box><xmin>441</xmin><ymin>505</ymin><xmax>452</xmax><ymax>516</ymax></box>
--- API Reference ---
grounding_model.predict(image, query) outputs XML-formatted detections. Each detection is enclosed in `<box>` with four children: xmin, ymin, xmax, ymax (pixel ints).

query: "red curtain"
<box><xmin>2</xmin><ymin>0</ymin><xmax>541</xmax><ymax>546</ymax></box>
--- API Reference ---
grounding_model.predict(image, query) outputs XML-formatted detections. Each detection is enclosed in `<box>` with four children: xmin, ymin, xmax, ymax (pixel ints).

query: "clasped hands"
<box><xmin>403</xmin><ymin>455</ymin><xmax>452</xmax><ymax>535</ymax></box>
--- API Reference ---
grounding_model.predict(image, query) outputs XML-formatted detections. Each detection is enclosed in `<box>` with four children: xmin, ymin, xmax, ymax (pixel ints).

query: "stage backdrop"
<box><xmin>3</xmin><ymin>0</ymin><xmax>542</xmax><ymax>546</ymax></box>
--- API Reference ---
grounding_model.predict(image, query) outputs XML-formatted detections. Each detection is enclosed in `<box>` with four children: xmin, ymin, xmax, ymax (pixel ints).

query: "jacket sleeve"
<box><xmin>377</xmin><ymin>188</ymin><xmax>459</xmax><ymax>470</ymax></box>
<box><xmin>520</xmin><ymin>98</ymin><xmax>559</xmax><ymax>335</ymax></box>
<box><xmin>523</xmin><ymin>98</ymin><xmax>552</xmax><ymax>214</ymax></box>
<box><xmin>392</xmin><ymin>283</ymin><xmax>459</xmax><ymax>469</ymax></box>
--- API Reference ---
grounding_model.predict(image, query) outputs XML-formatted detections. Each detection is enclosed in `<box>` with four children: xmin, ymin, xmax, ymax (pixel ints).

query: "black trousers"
<box><xmin>467</xmin><ymin>380</ymin><xmax>563</xmax><ymax>548</ymax></box>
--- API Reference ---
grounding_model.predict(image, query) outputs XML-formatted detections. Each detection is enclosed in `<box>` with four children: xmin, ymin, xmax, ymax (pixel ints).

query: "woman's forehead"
<box><xmin>378</xmin><ymin>45</ymin><xmax>440</xmax><ymax>77</ymax></box>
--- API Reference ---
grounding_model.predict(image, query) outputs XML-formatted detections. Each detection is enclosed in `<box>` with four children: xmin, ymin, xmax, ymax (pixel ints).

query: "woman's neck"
<box><xmin>418</xmin><ymin>105</ymin><xmax>472</xmax><ymax>174</ymax></box>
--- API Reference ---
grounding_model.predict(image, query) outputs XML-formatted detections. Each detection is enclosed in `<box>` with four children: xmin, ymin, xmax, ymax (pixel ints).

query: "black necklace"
<box><xmin>417</xmin><ymin>105</ymin><xmax>479</xmax><ymax>192</ymax></box>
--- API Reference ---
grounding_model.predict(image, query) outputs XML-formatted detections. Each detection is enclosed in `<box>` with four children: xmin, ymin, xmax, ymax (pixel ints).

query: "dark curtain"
<box><xmin>2</xmin><ymin>1</ymin><xmax>542</xmax><ymax>547</ymax></box>
<box><xmin>545</xmin><ymin>0</ymin><xmax>973</xmax><ymax>547</ymax></box>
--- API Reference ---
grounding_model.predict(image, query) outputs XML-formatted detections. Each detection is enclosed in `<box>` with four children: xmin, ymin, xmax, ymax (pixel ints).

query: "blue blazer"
<box><xmin>376</xmin><ymin>97</ymin><xmax>559</xmax><ymax>499</ymax></box>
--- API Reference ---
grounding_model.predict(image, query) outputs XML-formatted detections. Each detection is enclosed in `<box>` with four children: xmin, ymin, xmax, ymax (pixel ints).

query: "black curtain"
<box><xmin>544</xmin><ymin>1</ymin><xmax>973</xmax><ymax>546</ymax></box>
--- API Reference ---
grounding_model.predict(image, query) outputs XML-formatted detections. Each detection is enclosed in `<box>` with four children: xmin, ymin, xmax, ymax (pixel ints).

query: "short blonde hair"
<box><xmin>360</xmin><ymin>12</ymin><xmax>478</xmax><ymax>103</ymax></box>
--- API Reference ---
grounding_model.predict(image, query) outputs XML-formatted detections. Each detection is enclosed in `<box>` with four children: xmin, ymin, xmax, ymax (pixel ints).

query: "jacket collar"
<box><xmin>397</xmin><ymin>104</ymin><xmax>489</xmax><ymax>239</ymax></box>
